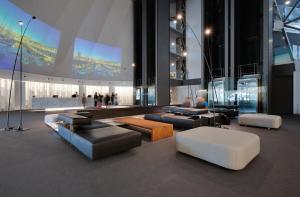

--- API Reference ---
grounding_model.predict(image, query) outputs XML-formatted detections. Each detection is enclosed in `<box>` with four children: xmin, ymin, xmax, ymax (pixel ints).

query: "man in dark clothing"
<box><xmin>93</xmin><ymin>92</ymin><xmax>98</xmax><ymax>107</ymax></box>
<box><xmin>104</xmin><ymin>94</ymin><xmax>110</xmax><ymax>106</ymax></box>
<box><xmin>111</xmin><ymin>92</ymin><xmax>115</xmax><ymax>105</ymax></box>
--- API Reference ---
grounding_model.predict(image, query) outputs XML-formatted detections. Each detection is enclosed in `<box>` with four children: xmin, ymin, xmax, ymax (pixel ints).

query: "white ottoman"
<box><xmin>176</xmin><ymin>127</ymin><xmax>260</xmax><ymax>170</ymax></box>
<box><xmin>239</xmin><ymin>113</ymin><xmax>282</xmax><ymax>129</ymax></box>
<box><xmin>44</xmin><ymin>114</ymin><xmax>59</xmax><ymax>131</ymax></box>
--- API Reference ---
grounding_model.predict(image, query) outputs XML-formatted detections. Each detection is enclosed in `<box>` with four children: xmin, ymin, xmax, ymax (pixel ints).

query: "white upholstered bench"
<box><xmin>176</xmin><ymin>127</ymin><xmax>260</xmax><ymax>170</ymax></box>
<box><xmin>44</xmin><ymin>114</ymin><xmax>59</xmax><ymax>131</ymax></box>
<box><xmin>239</xmin><ymin>113</ymin><xmax>282</xmax><ymax>129</ymax></box>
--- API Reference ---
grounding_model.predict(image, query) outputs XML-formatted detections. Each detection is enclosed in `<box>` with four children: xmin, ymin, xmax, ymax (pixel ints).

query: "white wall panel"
<box><xmin>0</xmin><ymin>78</ymin><xmax>14</xmax><ymax>111</ymax></box>
<box><xmin>115</xmin><ymin>86</ymin><xmax>133</xmax><ymax>105</ymax></box>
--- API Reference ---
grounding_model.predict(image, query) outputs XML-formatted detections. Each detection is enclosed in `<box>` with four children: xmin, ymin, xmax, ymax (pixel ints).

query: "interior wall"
<box><xmin>186</xmin><ymin>0</ymin><xmax>203</xmax><ymax>80</ymax></box>
<box><xmin>2</xmin><ymin>0</ymin><xmax>134</xmax><ymax>81</ymax></box>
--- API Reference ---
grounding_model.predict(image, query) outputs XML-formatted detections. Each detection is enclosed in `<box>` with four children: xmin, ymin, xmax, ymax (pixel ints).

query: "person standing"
<box><xmin>99</xmin><ymin>94</ymin><xmax>103</xmax><ymax>105</ymax></box>
<box><xmin>93</xmin><ymin>92</ymin><xmax>98</xmax><ymax>107</ymax></box>
<box><xmin>111</xmin><ymin>92</ymin><xmax>115</xmax><ymax>105</ymax></box>
<box><xmin>82</xmin><ymin>93</ymin><xmax>87</xmax><ymax>108</ymax></box>
<box><xmin>97</xmin><ymin>94</ymin><xmax>103</xmax><ymax>107</ymax></box>
<box><xmin>114</xmin><ymin>93</ymin><xmax>118</xmax><ymax>105</ymax></box>
<box><xmin>104</xmin><ymin>94</ymin><xmax>110</xmax><ymax>106</ymax></box>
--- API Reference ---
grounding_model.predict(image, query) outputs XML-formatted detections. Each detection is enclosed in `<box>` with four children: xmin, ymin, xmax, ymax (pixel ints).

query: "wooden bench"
<box><xmin>113</xmin><ymin>117</ymin><xmax>173</xmax><ymax>141</ymax></box>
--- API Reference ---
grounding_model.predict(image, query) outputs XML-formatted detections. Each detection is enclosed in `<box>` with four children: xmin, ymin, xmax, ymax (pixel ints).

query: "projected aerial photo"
<box><xmin>73</xmin><ymin>38</ymin><xmax>122</xmax><ymax>78</ymax></box>
<box><xmin>0</xmin><ymin>0</ymin><xmax>60</xmax><ymax>72</ymax></box>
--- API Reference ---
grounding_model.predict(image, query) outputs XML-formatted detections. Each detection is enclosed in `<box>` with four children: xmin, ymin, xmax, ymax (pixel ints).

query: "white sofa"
<box><xmin>176</xmin><ymin>127</ymin><xmax>260</xmax><ymax>170</ymax></box>
<box><xmin>44</xmin><ymin>114</ymin><xmax>59</xmax><ymax>131</ymax></box>
<box><xmin>239</xmin><ymin>113</ymin><xmax>282</xmax><ymax>129</ymax></box>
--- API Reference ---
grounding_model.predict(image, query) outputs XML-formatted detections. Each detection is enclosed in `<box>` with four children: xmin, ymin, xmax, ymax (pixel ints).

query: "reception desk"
<box><xmin>32</xmin><ymin>97</ymin><xmax>94</xmax><ymax>109</ymax></box>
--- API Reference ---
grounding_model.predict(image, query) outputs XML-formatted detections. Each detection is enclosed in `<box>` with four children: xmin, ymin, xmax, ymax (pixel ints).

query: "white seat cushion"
<box><xmin>239</xmin><ymin>113</ymin><xmax>282</xmax><ymax>129</ymax></box>
<box><xmin>176</xmin><ymin>127</ymin><xmax>260</xmax><ymax>170</ymax></box>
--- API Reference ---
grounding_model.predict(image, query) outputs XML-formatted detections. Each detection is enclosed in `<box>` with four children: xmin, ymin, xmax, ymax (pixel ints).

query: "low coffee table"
<box><xmin>113</xmin><ymin>117</ymin><xmax>173</xmax><ymax>141</ymax></box>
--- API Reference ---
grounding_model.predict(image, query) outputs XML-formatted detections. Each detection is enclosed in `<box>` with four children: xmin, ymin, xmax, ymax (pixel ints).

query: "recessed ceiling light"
<box><xmin>285</xmin><ymin>0</ymin><xmax>291</xmax><ymax>5</ymax></box>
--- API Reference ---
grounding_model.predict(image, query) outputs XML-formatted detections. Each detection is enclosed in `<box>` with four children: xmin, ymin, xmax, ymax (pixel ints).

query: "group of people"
<box><xmin>93</xmin><ymin>92</ymin><xmax>118</xmax><ymax>107</ymax></box>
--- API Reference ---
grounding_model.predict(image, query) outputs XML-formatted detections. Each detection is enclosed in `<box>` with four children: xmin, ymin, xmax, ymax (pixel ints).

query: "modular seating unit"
<box><xmin>113</xmin><ymin>117</ymin><xmax>173</xmax><ymax>141</ymax></box>
<box><xmin>239</xmin><ymin>114</ymin><xmax>282</xmax><ymax>129</ymax></box>
<box><xmin>56</xmin><ymin>114</ymin><xmax>142</xmax><ymax>160</ymax></box>
<box><xmin>176</xmin><ymin>127</ymin><xmax>260</xmax><ymax>170</ymax></box>
<box><xmin>144</xmin><ymin>113</ymin><xmax>208</xmax><ymax>129</ymax></box>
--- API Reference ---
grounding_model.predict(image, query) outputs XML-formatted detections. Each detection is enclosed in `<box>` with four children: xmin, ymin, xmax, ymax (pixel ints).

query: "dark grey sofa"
<box><xmin>162</xmin><ymin>106</ymin><xmax>208</xmax><ymax>115</ymax></box>
<box><xmin>57</xmin><ymin>114</ymin><xmax>141</xmax><ymax>160</ymax></box>
<box><xmin>144</xmin><ymin>113</ymin><xmax>208</xmax><ymax>129</ymax></box>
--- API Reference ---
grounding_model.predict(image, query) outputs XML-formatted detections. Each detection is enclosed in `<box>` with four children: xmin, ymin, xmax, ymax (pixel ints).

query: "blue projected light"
<box><xmin>73</xmin><ymin>38</ymin><xmax>122</xmax><ymax>78</ymax></box>
<box><xmin>0</xmin><ymin>0</ymin><xmax>60</xmax><ymax>72</ymax></box>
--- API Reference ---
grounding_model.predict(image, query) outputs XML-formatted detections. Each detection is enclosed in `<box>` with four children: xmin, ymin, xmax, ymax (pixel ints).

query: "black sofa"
<box><xmin>57</xmin><ymin>114</ymin><xmax>141</xmax><ymax>160</ymax></box>
<box><xmin>162</xmin><ymin>106</ymin><xmax>208</xmax><ymax>115</ymax></box>
<box><xmin>144</xmin><ymin>113</ymin><xmax>209</xmax><ymax>129</ymax></box>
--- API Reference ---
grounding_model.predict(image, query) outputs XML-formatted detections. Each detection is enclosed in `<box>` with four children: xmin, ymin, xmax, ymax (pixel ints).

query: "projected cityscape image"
<box><xmin>73</xmin><ymin>38</ymin><xmax>122</xmax><ymax>78</ymax></box>
<box><xmin>0</xmin><ymin>0</ymin><xmax>60</xmax><ymax>72</ymax></box>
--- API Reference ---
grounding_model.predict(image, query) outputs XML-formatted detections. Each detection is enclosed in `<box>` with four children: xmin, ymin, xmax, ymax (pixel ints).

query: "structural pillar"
<box><xmin>155</xmin><ymin>0</ymin><xmax>170</xmax><ymax>106</ymax></box>
<box><xmin>141</xmin><ymin>0</ymin><xmax>148</xmax><ymax>106</ymax></box>
<box><xmin>230</xmin><ymin>0</ymin><xmax>235</xmax><ymax>90</ymax></box>
<box><xmin>262</xmin><ymin>0</ymin><xmax>273</xmax><ymax>113</ymax></box>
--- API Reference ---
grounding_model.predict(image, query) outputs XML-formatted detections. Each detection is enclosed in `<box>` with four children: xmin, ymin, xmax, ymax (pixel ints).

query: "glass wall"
<box><xmin>273</xmin><ymin>0</ymin><xmax>300</xmax><ymax>65</ymax></box>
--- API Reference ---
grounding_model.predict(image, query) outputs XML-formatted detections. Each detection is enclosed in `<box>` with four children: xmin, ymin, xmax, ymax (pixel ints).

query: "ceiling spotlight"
<box><xmin>285</xmin><ymin>0</ymin><xmax>291</xmax><ymax>5</ymax></box>
<box><xmin>182</xmin><ymin>51</ymin><xmax>187</xmax><ymax>57</ymax></box>
<box><xmin>171</xmin><ymin>63</ymin><xmax>175</xmax><ymax>66</ymax></box>
<box><xmin>132</xmin><ymin>63</ymin><xmax>136</xmax><ymax>67</ymax></box>
<box><xmin>204</xmin><ymin>28</ymin><xmax>212</xmax><ymax>36</ymax></box>
<box><xmin>176</xmin><ymin>14</ymin><xmax>183</xmax><ymax>20</ymax></box>
<box><xmin>173</xmin><ymin>20</ymin><xmax>177</xmax><ymax>24</ymax></box>
<box><xmin>171</xmin><ymin>42</ymin><xmax>175</xmax><ymax>46</ymax></box>
<box><xmin>18</xmin><ymin>20</ymin><xmax>23</xmax><ymax>26</ymax></box>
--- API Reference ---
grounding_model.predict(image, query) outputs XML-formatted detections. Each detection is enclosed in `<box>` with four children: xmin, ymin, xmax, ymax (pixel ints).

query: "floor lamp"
<box><xmin>0</xmin><ymin>16</ymin><xmax>36</xmax><ymax>132</ymax></box>
<box><xmin>176</xmin><ymin>14</ymin><xmax>218</xmax><ymax>126</ymax></box>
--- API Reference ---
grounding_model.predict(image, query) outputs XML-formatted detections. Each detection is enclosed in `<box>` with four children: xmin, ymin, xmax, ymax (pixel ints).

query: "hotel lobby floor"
<box><xmin>0</xmin><ymin>111</ymin><xmax>300</xmax><ymax>197</ymax></box>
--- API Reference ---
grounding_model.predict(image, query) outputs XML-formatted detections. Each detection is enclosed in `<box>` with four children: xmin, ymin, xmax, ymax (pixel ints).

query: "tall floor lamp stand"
<box><xmin>0</xmin><ymin>17</ymin><xmax>36</xmax><ymax>132</ymax></box>
<box><xmin>16</xmin><ymin>23</ymin><xmax>29</xmax><ymax>132</ymax></box>
<box><xmin>178</xmin><ymin>15</ymin><xmax>218</xmax><ymax>127</ymax></box>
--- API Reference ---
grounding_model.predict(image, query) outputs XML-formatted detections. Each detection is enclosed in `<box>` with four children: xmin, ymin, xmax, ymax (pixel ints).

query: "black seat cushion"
<box><xmin>73</xmin><ymin>120</ymin><xmax>111</xmax><ymax>131</ymax></box>
<box><xmin>58</xmin><ymin>113</ymin><xmax>91</xmax><ymax>125</ymax></box>
<box><xmin>76</xmin><ymin>126</ymin><xmax>139</xmax><ymax>144</ymax></box>
<box><xmin>145</xmin><ymin>113</ymin><xmax>206</xmax><ymax>129</ymax></box>
<box><xmin>162</xmin><ymin>106</ymin><xmax>208</xmax><ymax>115</ymax></box>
